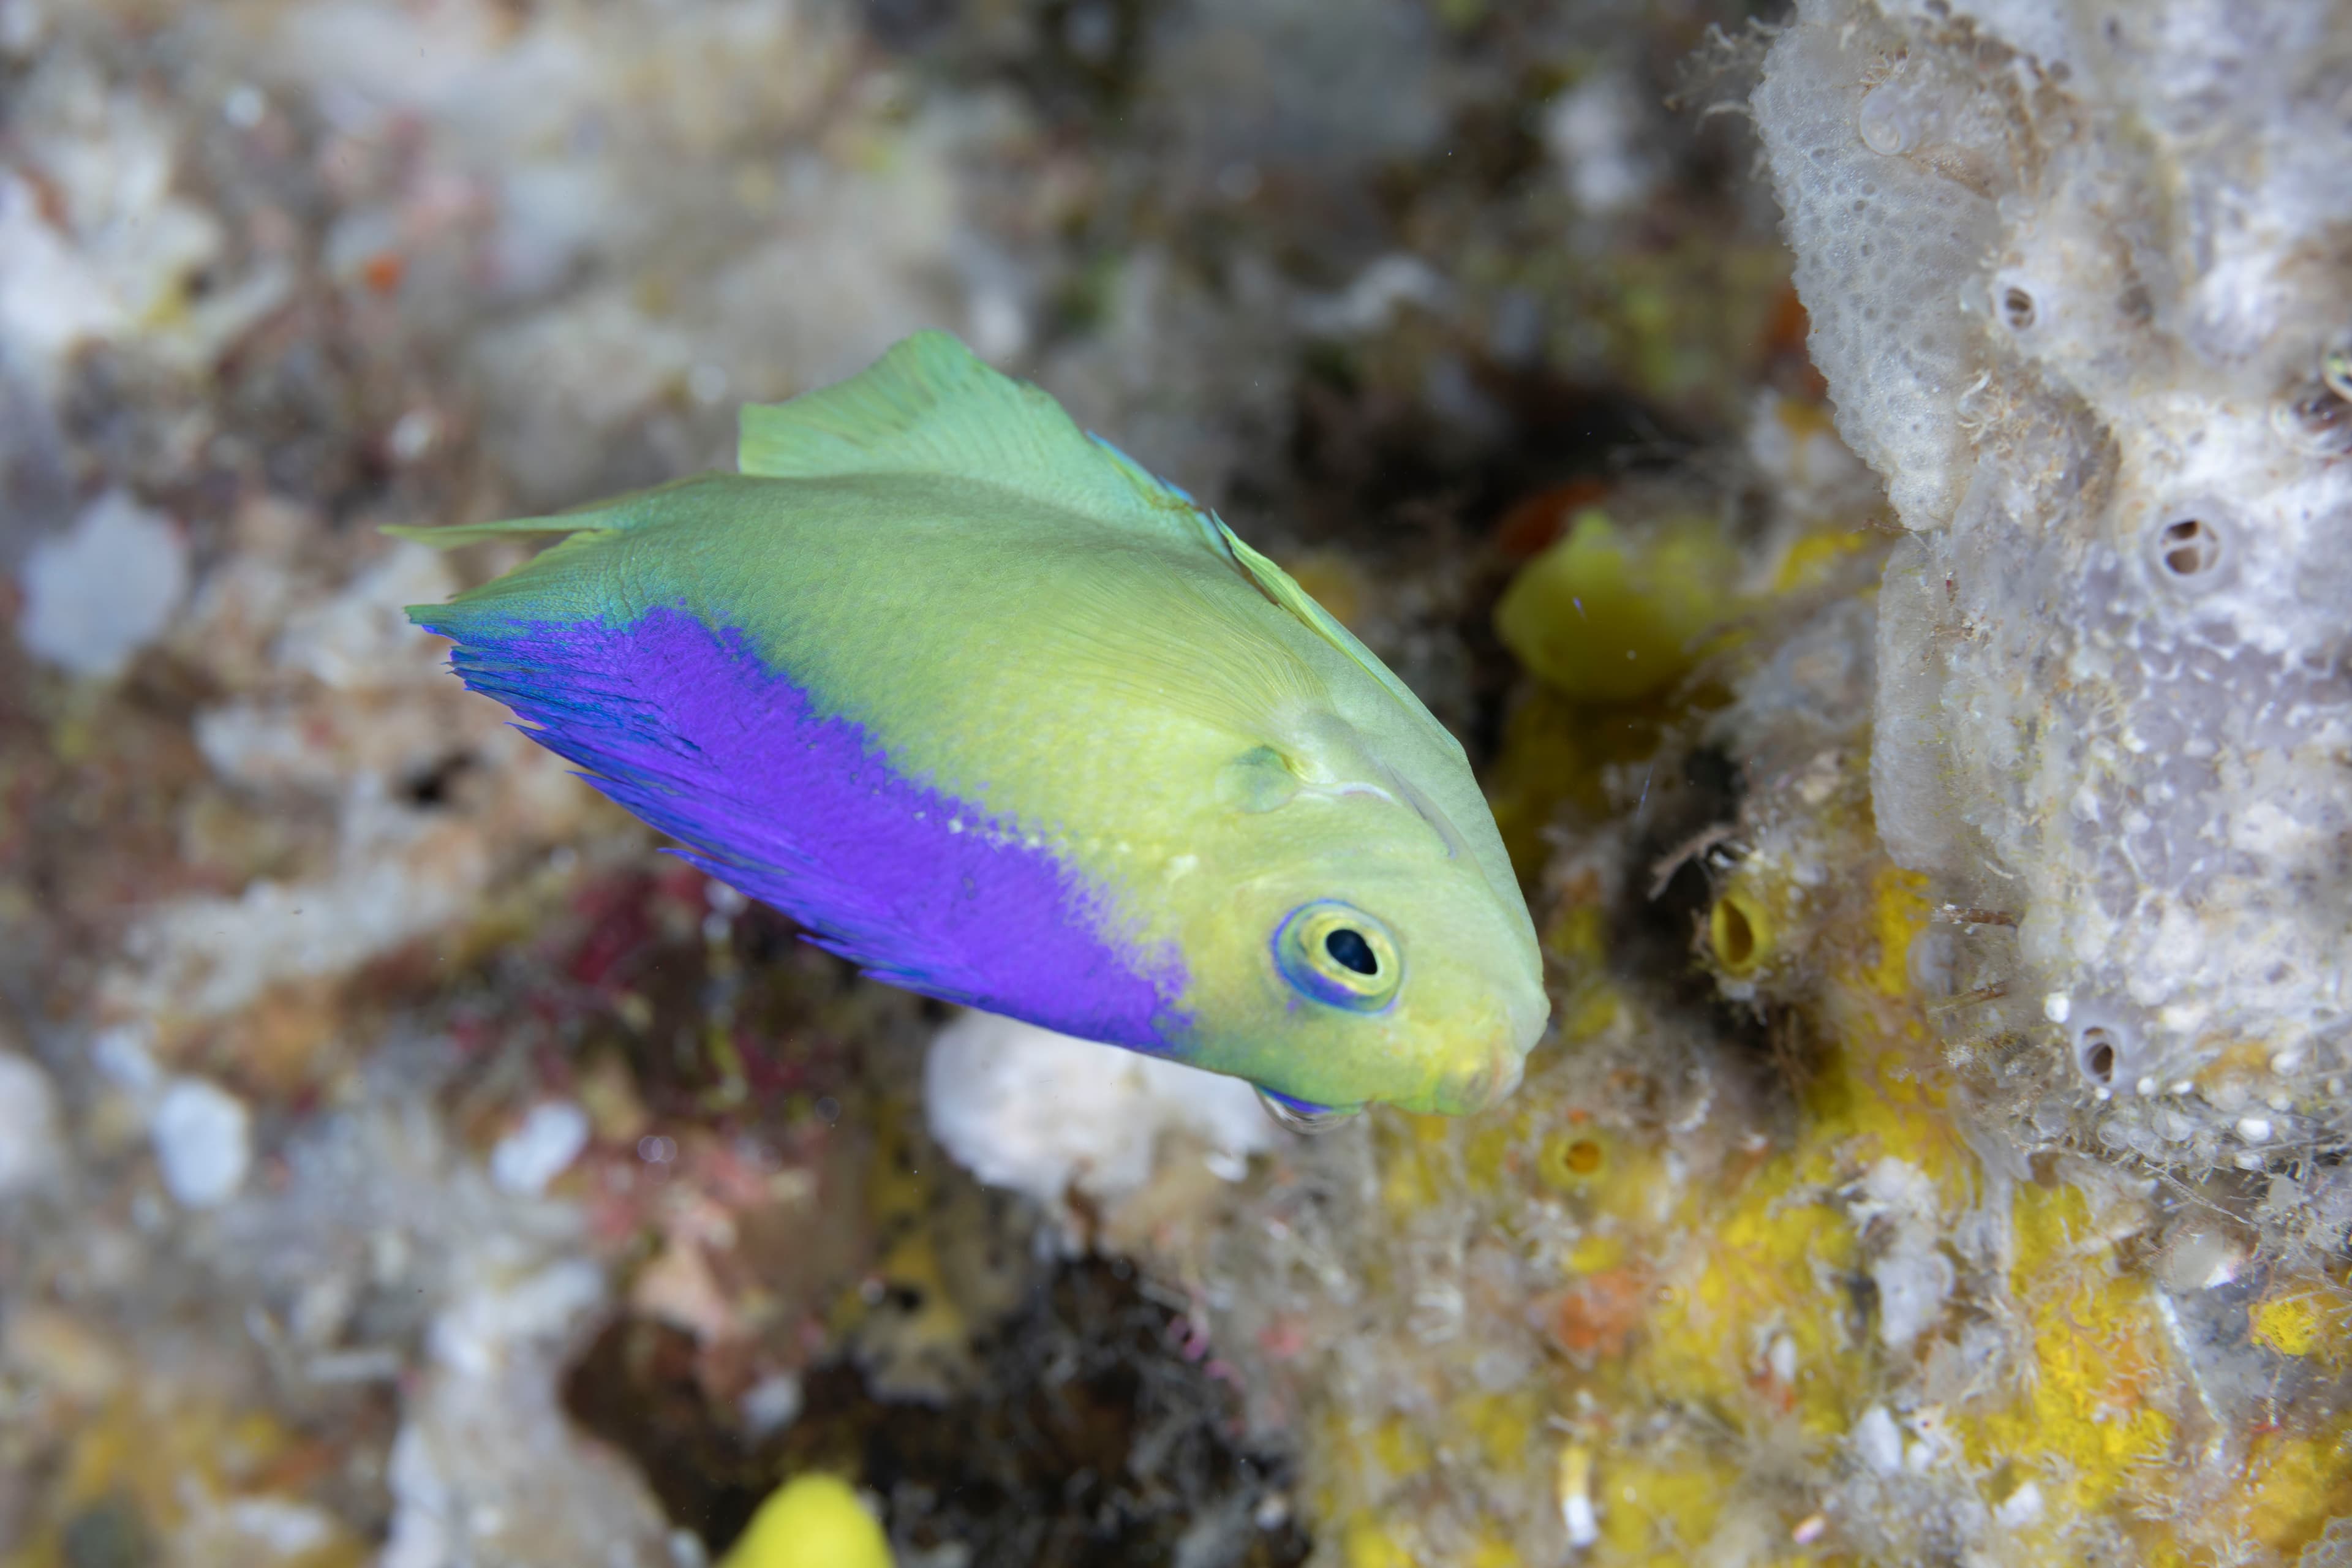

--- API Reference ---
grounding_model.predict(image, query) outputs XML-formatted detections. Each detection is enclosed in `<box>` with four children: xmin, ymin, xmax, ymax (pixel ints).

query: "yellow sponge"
<box><xmin>720</xmin><ymin>1475</ymin><xmax>894</xmax><ymax>1568</ymax></box>
<box><xmin>1493</xmin><ymin>508</ymin><xmax>1746</xmax><ymax>703</ymax></box>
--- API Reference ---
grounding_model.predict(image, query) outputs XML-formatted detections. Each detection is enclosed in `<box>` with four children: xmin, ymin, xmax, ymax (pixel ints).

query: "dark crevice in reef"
<box><xmin>565</xmin><ymin>1257</ymin><xmax>1310</xmax><ymax>1568</ymax></box>
<box><xmin>1270</xmin><ymin>339</ymin><xmax>1707</xmax><ymax>778</ymax></box>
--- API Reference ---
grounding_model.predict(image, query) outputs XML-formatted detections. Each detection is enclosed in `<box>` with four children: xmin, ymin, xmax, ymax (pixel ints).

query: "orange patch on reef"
<box><xmin>1493</xmin><ymin>478</ymin><xmax>1612</xmax><ymax>561</ymax></box>
<box><xmin>1542</xmin><ymin>1265</ymin><xmax>1653</xmax><ymax>1360</ymax></box>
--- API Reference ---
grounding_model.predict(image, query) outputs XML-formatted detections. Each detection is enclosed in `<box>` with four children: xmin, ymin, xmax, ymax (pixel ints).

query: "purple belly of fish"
<box><xmin>424</xmin><ymin>605</ymin><xmax>1189</xmax><ymax>1050</ymax></box>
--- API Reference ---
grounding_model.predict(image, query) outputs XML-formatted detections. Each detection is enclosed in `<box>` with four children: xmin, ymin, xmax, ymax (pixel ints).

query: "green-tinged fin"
<box><xmin>1215</xmin><ymin>520</ymin><xmax>1466</xmax><ymax>762</ymax></box>
<box><xmin>739</xmin><ymin>330</ymin><xmax>1224</xmax><ymax>554</ymax></box>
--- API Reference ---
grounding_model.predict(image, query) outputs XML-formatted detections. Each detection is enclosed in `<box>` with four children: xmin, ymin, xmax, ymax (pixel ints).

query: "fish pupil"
<box><xmin>1325</xmin><ymin>928</ymin><xmax>1378</xmax><ymax>976</ymax></box>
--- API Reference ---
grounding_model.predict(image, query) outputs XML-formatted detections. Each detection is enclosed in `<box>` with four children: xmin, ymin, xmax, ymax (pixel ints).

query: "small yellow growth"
<box><xmin>1640</xmin><ymin>1150</ymin><xmax>1858</xmax><ymax>1437</ymax></box>
<box><xmin>1559</xmin><ymin>986</ymin><xmax>1624</xmax><ymax>1044</ymax></box>
<box><xmin>1769</xmin><ymin>521</ymin><xmax>1876</xmax><ymax>595</ymax></box>
<box><xmin>2214</xmin><ymin>1421</ymin><xmax>2352</xmax><ymax>1555</ymax></box>
<box><xmin>1581</xmin><ymin>1139</ymin><xmax>1676</xmax><ymax>1229</ymax></box>
<box><xmin>16</xmin><ymin>1395</ymin><xmax>364</xmax><ymax>1568</ymax></box>
<box><xmin>1545</xmin><ymin>899</ymin><xmax>1610</xmax><ymax>973</ymax></box>
<box><xmin>1967</xmin><ymin>1180</ymin><xmax>2176</xmax><ymax>1519</ymax></box>
<box><xmin>1794</xmin><ymin>867</ymin><xmax>1970</xmax><ymax>1199</ymax></box>
<box><xmin>1861</xmin><ymin>864</ymin><xmax>1934</xmax><ymax>1002</ymax></box>
<box><xmin>1381</xmin><ymin>1154</ymin><xmax>1438</xmax><ymax>1216</ymax></box>
<box><xmin>1629</xmin><ymin>883</ymin><xmax>1976</xmax><ymax>1441</ymax></box>
<box><xmin>1371</xmin><ymin>1415</ymin><xmax>1433</xmax><ymax>1480</ymax></box>
<box><xmin>1463</xmin><ymin>1120</ymin><xmax>1517</xmax><ymax>1194</ymax></box>
<box><xmin>576</xmin><ymin>1051</ymin><xmax>652</xmax><ymax>1144</ymax></box>
<box><xmin>2197</xmin><ymin>1038</ymin><xmax>2275</xmax><ymax>1084</ymax></box>
<box><xmin>720</xmin><ymin>1475</ymin><xmax>894</xmax><ymax>1568</ymax></box>
<box><xmin>831</xmin><ymin>1108</ymin><xmax>979</xmax><ymax>1397</ymax></box>
<box><xmin>1593</xmin><ymin>1448</ymin><xmax>1741</xmax><ymax>1562</ymax></box>
<box><xmin>2250</xmin><ymin>1284</ymin><xmax>2346</xmax><ymax>1360</ymax></box>
<box><xmin>1494</xmin><ymin>510</ymin><xmax>1747</xmax><ymax>704</ymax></box>
<box><xmin>1487</xmin><ymin>687</ymin><xmax>1602</xmax><ymax>879</ymax></box>
<box><xmin>1453</xmin><ymin>1389</ymin><xmax>1540</xmax><ymax>1470</ymax></box>
<box><xmin>1378</xmin><ymin>1114</ymin><xmax>1453</xmax><ymax>1215</ymax></box>
<box><xmin>1536</xmin><ymin>1131</ymin><xmax>1607</xmax><ymax>1194</ymax></box>
<box><xmin>1708</xmin><ymin>885</ymin><xmax>1774</xmax><ymax>977</ymax></box>
<box><xmin>1539</xmin><ymin>897</ymin><xmax>1626</xmax><ymax>1043</ymax></box>
<box><xmin>2006</xmin><ymin>1178</ymin><xmax>2091</xmax><ymax>1287</ymax></box>
<box><xmin>1462</xmin><ymin>1538</ymin><xmax>1519</xmax><ymax>1568</ymax></box>
<box><xmin>1343</xmin><ymin>1517</ymin><xmax>1415</xmax><ymax>1568</ymax></box>
<box><xmin>1567</xmin><ymin>1230</ymin><xmax>1626</xmax><ymax>1273</ymax></box>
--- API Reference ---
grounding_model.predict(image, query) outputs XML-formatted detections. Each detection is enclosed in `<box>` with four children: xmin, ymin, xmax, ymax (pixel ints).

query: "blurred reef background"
<box><xmin>5</xmin><ymin>1</ymin><xmax>2352</xmax><ymax>1565</ymax></box>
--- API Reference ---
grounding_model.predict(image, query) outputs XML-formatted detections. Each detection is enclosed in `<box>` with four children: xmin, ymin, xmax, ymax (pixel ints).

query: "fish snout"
<box><xmin>1430</xmin><ymin>971</ymin><xmax>1547</xmax><ymax>1115</ymax></box>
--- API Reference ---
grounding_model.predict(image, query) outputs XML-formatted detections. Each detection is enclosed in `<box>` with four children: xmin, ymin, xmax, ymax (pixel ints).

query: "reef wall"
<box><xmin>1161</xmin><ymin>2</ymin><xmax>2352</xmax><ymax>1563</ymax></box>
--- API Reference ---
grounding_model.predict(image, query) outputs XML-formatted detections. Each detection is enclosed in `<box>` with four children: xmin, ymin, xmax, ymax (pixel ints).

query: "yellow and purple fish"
<box><xmin>395</xmin><ymin>333</ymin><xmax>1547</xmax><ymax>1123</ymax></box>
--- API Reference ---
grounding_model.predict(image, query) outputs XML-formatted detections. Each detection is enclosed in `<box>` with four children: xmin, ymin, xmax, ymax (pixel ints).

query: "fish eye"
<box><xmin>1275</xmin><ymin>901</ymin><xmax>1401</xmax><ymax>1011</ymax></box>
<box><xmin>1325</xmin><ymin>927</ymin><xmax>1378</xmax><ymax>975</ymax></box>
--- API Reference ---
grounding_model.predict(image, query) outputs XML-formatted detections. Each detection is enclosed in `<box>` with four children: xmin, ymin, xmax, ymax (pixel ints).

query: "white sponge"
<box><xmin>1752</xmin><ymin>0</ymin><xmax>1996</xmax><ymax>527</ymax></box>
<box><xmin>923</xmin><ymin>1011</ymin><xmax>1281</xmax><ymax>1215</ymax></box>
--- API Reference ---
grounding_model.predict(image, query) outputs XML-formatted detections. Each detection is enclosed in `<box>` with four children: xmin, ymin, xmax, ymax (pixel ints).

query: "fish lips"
<box><xmin>1431</xmin><ymin>1041</ymin><xmax>1528</xmax><ymax>1117</ymax></box>
<box><xmin>1429</xmin><ymin>986</ymin><xmax>1547</xmax><ymax>1115</ymax></box>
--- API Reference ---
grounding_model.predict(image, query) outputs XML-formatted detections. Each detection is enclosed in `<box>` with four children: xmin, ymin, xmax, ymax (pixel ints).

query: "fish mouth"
<box><xmin>1434</xmin><ymin>1041</ymin><xmax>1526</xmax><ymax>1117</ymax></box>
<box><xmin>1430</xmin><ymin>981</ymin><xmax>1544</xmax><ymax>1115</ymax></box>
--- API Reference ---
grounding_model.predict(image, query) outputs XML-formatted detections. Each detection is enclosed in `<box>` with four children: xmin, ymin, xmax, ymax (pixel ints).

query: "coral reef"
<box><xmin>1109</xmin><ymin>5</ymin><xmax>2352</xmax><ymax>1565</ymax></box>
<box><xmin>9</xmin><ymin>1</ymin><xmax>2351</xmax><ymax>1566</ymax></box>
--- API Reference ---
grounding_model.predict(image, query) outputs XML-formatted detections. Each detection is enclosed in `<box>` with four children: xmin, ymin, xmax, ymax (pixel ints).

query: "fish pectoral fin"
<box><xmin>1254</xmin><ymin>1085</ymin><xmax>1362</xmax><ymax>1134</ymax></box>
<box><xmin>737</xmin><ymin>331</ymin><xmax>1225</xmax><ymax>556</ymax></box>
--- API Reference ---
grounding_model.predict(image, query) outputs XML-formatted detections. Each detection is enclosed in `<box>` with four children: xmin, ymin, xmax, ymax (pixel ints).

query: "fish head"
<box><xmin>1172</xmin><ymin>760</ymin><xmax>1550</xmax><ymax>1121</ymax></box>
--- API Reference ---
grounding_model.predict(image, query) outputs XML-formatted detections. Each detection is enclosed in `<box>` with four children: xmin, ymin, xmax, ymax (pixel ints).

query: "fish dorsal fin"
<box><xmin>740</xmin><ymin>331</ymin><xmax>1221</xmax><ymax>552</ymax></box>
<box><xmin>1213</xmin><ymin>519</ymin><xmax>1465</xmax><ymax>761</ymax></box>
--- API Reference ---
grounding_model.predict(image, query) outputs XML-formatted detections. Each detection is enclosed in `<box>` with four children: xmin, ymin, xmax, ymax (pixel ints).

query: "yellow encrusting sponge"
<box><xmin>719</xmin><ymin>1475</ymin><xmax>895</xmax><ymax>1568</ymax></box>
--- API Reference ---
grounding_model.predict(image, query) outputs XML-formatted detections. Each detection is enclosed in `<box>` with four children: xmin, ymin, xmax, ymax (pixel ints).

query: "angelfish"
<box><xmin>394</xmin><ymin>333</ymin><xmax>1548</xmax><ymax>1123</ymax></box>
